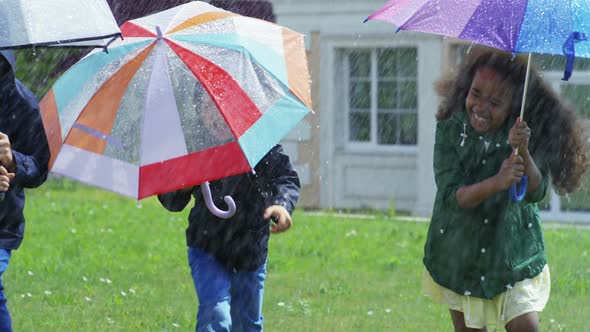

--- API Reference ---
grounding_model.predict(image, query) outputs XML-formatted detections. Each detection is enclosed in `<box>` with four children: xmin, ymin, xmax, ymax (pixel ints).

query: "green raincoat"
<box><xmin>424</xmin><ymin>111</ymin><xmax>548</xmax><ymax>299</ymax></box>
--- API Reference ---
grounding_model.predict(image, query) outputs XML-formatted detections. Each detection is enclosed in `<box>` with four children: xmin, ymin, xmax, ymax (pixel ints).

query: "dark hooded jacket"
<box><xmin>0</xmin><ymin>50</ymin><xmax>50</xmax><ymax>249</ymax></box>
<box><xmin>158</xmin><ymin>145</ymin><xmax>300</xmax><ymax>271</ymax></box>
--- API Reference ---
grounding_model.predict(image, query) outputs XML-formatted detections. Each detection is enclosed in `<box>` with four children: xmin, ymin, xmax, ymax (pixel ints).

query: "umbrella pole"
<box><xmin>510</xmin><ymin>53</ymin><xmax>532</xmax><ymax>202</ymax></box>
<box><xmin>515</xmin><ymin>53</ymin><xmax>532</xmax><ymax>156</ymax></box>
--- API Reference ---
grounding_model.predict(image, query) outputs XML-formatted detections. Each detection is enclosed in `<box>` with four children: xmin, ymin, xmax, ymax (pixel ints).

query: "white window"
<box><xmin>341</xmin><ymin>47</ymin><xmax>418</xmax><ymax>147</ymax></box>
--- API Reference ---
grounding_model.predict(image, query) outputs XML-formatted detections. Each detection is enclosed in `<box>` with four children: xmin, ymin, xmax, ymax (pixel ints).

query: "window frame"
<box><xmin>338</xmin><ymin>43</ymin><xmax>420</xmax><ymax>155</ymax></box>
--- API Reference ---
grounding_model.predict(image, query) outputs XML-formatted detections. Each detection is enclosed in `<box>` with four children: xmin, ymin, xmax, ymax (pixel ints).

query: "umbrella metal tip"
<box><xmin>156</xmin><ymin>26</ymin><xmax>163</xmax><ymax>40</ymax></box>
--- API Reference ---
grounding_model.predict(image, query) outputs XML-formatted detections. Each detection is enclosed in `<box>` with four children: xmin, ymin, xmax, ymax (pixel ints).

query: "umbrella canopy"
<box><xmin>366</xmin><ymin>0</ymin><xmax>590</xmax><ymax>80</ymax></box>
<box><xmin>40</xmin><ymin>1</ymin><xmax>312</xmax><ymax>200</ymax></box>
<box><xmin>0</xmin><ymin>0</ymin><xmax>121</xmax><ymax>49</ymax></box>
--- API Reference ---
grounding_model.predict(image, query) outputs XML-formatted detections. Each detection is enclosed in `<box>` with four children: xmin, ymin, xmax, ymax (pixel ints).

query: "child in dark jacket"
<box><xmin>158</xmin><ymin>144</ymin><xmax>300</xmax><ymax>332</ymax></box>
<box><xmin>0</xmin><ymin>50</ymin><xmax>50</xmax><ymax>331</ymax></box>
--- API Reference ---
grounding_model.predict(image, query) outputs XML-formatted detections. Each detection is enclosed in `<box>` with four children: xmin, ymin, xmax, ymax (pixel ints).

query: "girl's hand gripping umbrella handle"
<box><xmin>510</xmin><ymin>146</ymin><xmax>528</xmax><ymax>202</ymax></box>
<box><xmin>201</xmin><ymin>181</ymin><xmax>236</xmax><ymax>219</ymax></box>
<box><xmin>510</xmin><ymin>175</ymin><xmax>528</xmax><ymax>202</ymax></box>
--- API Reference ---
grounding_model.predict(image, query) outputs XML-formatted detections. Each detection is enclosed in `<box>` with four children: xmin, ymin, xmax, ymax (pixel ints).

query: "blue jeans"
<box><xmin>188</xmin><ymin>247</ymin><xmax>266</xmax><ymax>332</ymax></box>
<box><xmin>0</xmin><ymin>249</ymin><xmax>11</xmax><ymax>332</ymax></box>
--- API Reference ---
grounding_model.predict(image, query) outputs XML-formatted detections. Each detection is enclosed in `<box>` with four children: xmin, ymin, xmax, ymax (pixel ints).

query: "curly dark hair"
<box><xmin>435</xmin><ymin>47</ymin><xmax>589</xmax><ymax>194</ymax></box>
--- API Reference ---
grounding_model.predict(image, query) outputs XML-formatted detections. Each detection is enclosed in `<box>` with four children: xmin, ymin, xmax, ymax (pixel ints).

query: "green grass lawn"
<box><xmin>5</xmin><ymin>181</ymin><xmax>590</xmax><ymax>331</ymax></box>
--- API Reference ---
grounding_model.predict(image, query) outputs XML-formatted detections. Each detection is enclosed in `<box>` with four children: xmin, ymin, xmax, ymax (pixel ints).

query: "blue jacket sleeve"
<box><xmin>8</xmin><ymin>97</ymin><xmax>49</xmax><ymax>189</ymax></box>
<box><xmin>255</xmin><ymin>145</ymin><xmax>301</xmax><ymax>214</ymax></box>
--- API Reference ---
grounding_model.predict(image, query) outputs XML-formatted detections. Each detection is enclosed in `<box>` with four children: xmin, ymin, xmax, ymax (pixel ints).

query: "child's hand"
<box><xmin>496</xmin><ymin>153</ymin><xmax>525</xmax><ymax>190</ymax></box>
<box><xmin>0</xmin><ymin>132</ymin><xmax>15</xmax><ymax>172</ymax></box>
<box><xmin>264</xmin><ymin>205</ymin><xmax>292</xmax><ymax>233</ymax></box>
<box><xmin>0</xmin><ymin>165</ymin><xmax>15</xmax><ymax>192</ymax></box>
<box><xmin>509</xmin><ymin>117</ymin><xmax>531</xmax><ymax>153</ymax></box>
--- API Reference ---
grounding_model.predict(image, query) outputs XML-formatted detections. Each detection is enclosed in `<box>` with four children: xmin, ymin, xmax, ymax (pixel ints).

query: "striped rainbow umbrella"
<box><xmin>40</xmin><ymin>1</ymin><xmax>312</xmax><ymax>206</ymax></box>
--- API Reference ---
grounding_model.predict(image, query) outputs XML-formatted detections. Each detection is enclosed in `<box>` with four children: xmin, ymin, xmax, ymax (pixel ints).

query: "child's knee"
<box><xmin>198</xmin><ymin>300</ymin><xmax>232</xmax><ymax>330</ymax></box>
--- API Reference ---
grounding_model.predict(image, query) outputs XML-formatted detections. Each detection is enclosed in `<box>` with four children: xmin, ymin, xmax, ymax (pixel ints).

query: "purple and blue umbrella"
<box><xmin>366</xmin><ymin>0</ymin><xmax>590</xmax><ymax>81</ymax></box>
<box><xmin>367</xmin><ymin>0</ymin><xmax>590</xmax><ymax>201</ymax></box>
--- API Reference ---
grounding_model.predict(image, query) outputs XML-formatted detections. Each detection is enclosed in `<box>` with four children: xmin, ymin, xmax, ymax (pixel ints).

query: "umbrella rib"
<box><xmin>65</xmin><ymin>42</ymin><xmax>157</xmax><ymax>155</ymax></box>
<box><xmin>0</xmin><ymin>33</ymin><xmax>123</xmax><ymax>50</ymax></box>
<box><xmin>165</xmin><ymin>40</ymin><xmax>260</xmax><ymax>139</ymax></box>
<box><xmin>164</xmin><ymin>3</ymin><xmax>189</xmax><ymax>34</ymax></box>
<box><xmin>512</xmin><ymin>0</ymin><xmax>533</xmax><ymax>53</ymax></box>
<box><xmin>456</xmin><ymin>0</ymin><xmax>487</xmax><ymax>43</ymax></box>
<box><xmin>172</xmin><ymin>33</ymin><xmax>298</xmax><ymax>107</ymax></box>
<box><xmin>397</xmin><ymin>0</ymin><xmax>435</xmax><ymax>31</ymax></box>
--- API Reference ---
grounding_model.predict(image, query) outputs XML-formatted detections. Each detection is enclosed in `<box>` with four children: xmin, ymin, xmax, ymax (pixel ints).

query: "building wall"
<box><xmin>273</xmin><ymin>0</ymin><xmax>442</xmax><ymax>215</ymax></box>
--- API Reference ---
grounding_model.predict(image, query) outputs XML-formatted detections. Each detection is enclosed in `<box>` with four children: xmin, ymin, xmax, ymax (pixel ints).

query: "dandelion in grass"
<box><xmin>27</xmin><ymin>270</ymin><xmax>34</xmax><ymax>276</ymax></box>
<box><xmin>172</xmin><ymin>323</ymin><xmax>180</xmax><ymax>328</ymax></box>
<box><xmin>82</xmin><ymin>276</ymin><xmax>88</xmax><ymax>282</ymax></box>
<box><xmin>129</xmin><ymin>288</ymin><xmax>136</xmax><ymax>294</ymax></box>
<box><xmin>106</xmin><ymin>317</ymin><xmax>114</xmax><ymax>325</ymax></box>
<box><xmin>106</xmin><ymin>278</ymin><xmax>112</xmax><ymax>284</ymax></box>
<box><xmin>298</xmin><ymin>299</ymin><xmax>310</xmax><ymax>307</ymax></box>
<box><xmin>44</xmin><ymin>290</ymin><xmax>52</xmax><ymax>295</ymax></box>
<box><xmin>367</xmin><ymin>310</ymin><xmax>374</xmax><ymax>316</ymax></box>
<box><xmin>20</xmin><ymin>294</ymin><xmax>25</xmax><ymax>298</ymax></box>
<box><xmin>85</xmin><ymin>297</ymin><xmax>92</xmax><ymax>302</ymax></box>
<box><xmin>345</xmin><ymin>230</ymin><xmax>358</xmax><ymax>237</ymax></box>
<box><xmin>71</xmin><ymin>228</ymin><xmax>77</xmax><ymax>233</ymax></box>
<box><xmin>99</xmin><ymin>277</ymin><xmax>105</xmax><ymax>282</ymax></box>
<box><xmin>26</xmin><ymin>293</ymin><xmax>32</xmax><ymax>297</ymax></box>
<box><xmin>121</xmin><ymin>291</ymin><xmax>127</xmax><ymax>296</ymax></box>
<box><xmin>277</xmin><ymin>302</ymin><xmax>285</xmax><ymax>307</ymax></box>
<box><xmin>385</xmin><ymin>308</ymin><xmax>391</xmax><ymax>313</ymax></box>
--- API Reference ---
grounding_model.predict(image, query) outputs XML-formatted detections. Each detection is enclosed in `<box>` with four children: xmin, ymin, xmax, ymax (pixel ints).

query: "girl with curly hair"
<box><xmin>422</xmin><ymin>48</ymin><xmax>589</xmax><ymax>332</ymax></box>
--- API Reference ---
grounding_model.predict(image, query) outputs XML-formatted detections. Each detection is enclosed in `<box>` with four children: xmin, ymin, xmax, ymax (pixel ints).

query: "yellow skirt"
<box><xmin>422</xmin><ymin>265</ymin><xmax>550</xmax><ymax>330</ymax></box>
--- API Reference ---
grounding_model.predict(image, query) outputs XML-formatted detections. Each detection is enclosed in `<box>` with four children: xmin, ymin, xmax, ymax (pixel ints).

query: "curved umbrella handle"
<box><xmin>509</xmin><ymin>175</ymin><xmax>528</xmax><ymax>202</ymax></box>
<box><xmin>200</xmin><ymin>181</ymin><xmax>236</xmax><ymax>219</ymax></box>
